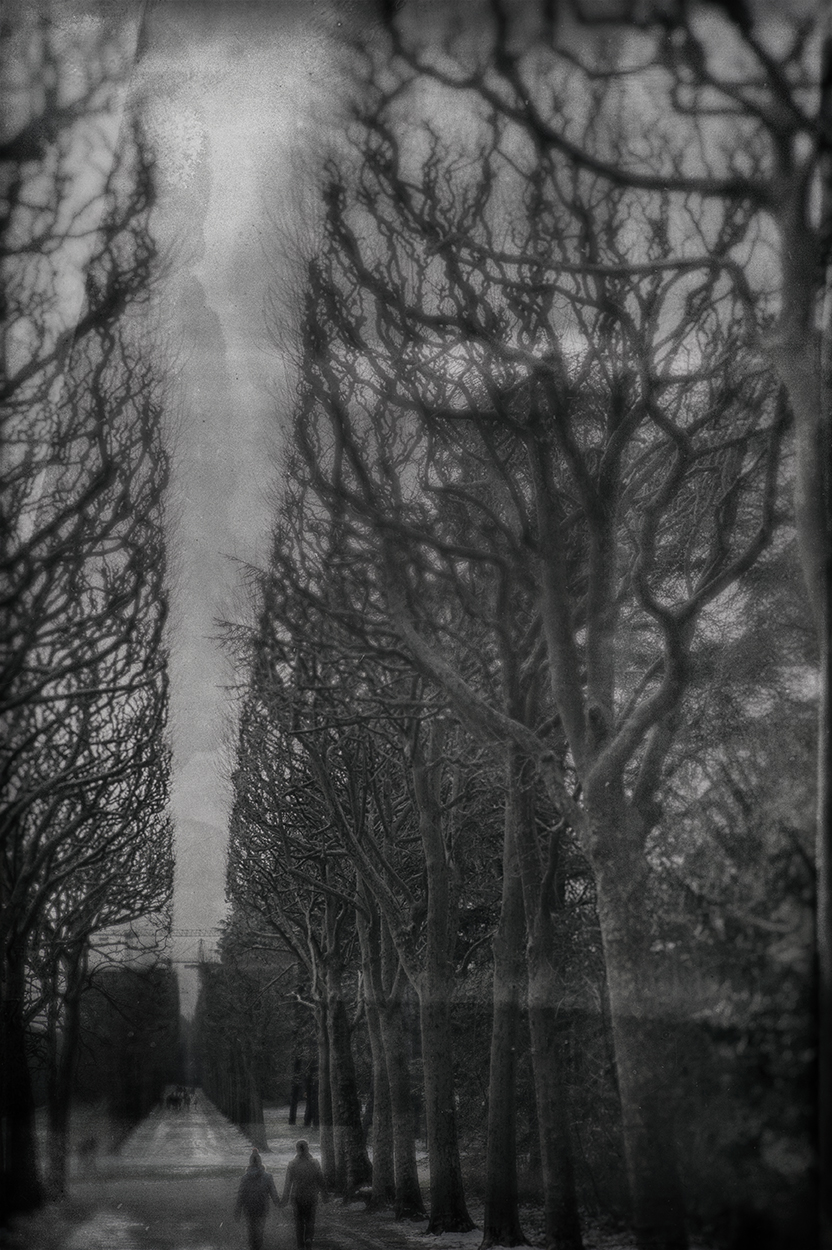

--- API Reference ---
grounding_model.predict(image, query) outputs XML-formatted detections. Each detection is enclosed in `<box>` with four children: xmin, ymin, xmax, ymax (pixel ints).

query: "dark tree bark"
<box><xmin>481</xmin><ymin>783</ymin><xmax>528</xmax><ymax>1249</ymax></box>
<box><xmin>376</xmin><ymin>8</ymin><xmax>828</xmax><ymax>1236</ymax></box>
<box><xmin>587</xmin><ymin>793</ymin><xmax>688</xmax><ymax>1250</ymax></box>
<box><xmin>510</xmin><ymin>753</ymin><xmax>583</xmax><ymax>1250</ymax></box>
<box><xmin>419</xmin><ymin>991</ymin><xmax>473</xmax><ymax>1234</ymax></box>
<box><xmin>45</xmin><ymin>948</ymin><xmax>86</xmax><ymax>1199</ymax></box>
<box><xmin>289</xmin><ymin>1055</ymin><xmax>302</xmax><ymax>1125</ymax></box>
<box><xmin>357</xmin><ymin>883</ymin><xmax>424</xmax><ymax>1215</ymax></box>
<box><xmin>304</xmin><ymin>1063</ymin><xmax>319</xmax><ymax>1127</ymax></box>
<box><xmin>242</xmin><ymin>1060</ymin><xmax>268</xmax><ymax>1152</ymax></box>
<box><xmin>378</xmin><ymin>983</ymin><xmax>425</xmax><ymax>1219</ymax></box>
<box><xmin>412</xmin><ymin>724</ymin><xmax>475</xmax><ymax>1235</ymax></box>
<box><xmin>326</xmin><ymin>960</ymin><xmax>373</xmax><ymax>1194</ymax></box>
<box><xmin>365</xmin><ymin>998</ymin><xmax>395</xmax><ymax>1205</ymax></box>
<box><xmin>315</xmin><ymin>1001</ymin><xmax>337</xmax><ymax>1187</ymax></box>
<box><xmin>357</xmin><ymin>893</ymin><xmax>397</xmax><ymax>1207</ymax></box>
<box><xmin>0</xmin><ymin>949</ymin><xmax>42</xmax><ymax>1220</ymax></box>
<box><xmin>1</xmin><ymin>17</ymin><xmax>170</xmax><ymax>1208</ymax></box>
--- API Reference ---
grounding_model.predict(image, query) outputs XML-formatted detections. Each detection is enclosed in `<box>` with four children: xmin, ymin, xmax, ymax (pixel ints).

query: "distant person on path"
<box><xmin>235</xmin><ymin>1148</ymin><xmax>280</xmax><ymax>1250</ymax></box>
<box><xmin>280</xmin><ymin>1139</ymin><xmax>328</xmax><ymax>1250</ymax></box>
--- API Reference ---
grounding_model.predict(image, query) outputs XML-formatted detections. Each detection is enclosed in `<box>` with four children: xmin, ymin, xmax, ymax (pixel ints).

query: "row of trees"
<box><xmin>194</xmin><ymin>919</ymin><xmax>297</xmax><ymax>1149</ymax></box>
<box><xmin>1</xmin><ymin>10</ymin><xmax>174</xmax><ymax>1216</ymax></box>
<box><xmin>72</xmin><ymin>960</ymin><xmax>181</xmax><ymax>1141</ymax></box>
<box><xmin>371</xmin><ymin>3</ymin><xmax>832</xmax><ymax>1238</ymax></box>
<box><xmin>224</xmin><ymin>5</ymin><xmax>822</xmax><ymax>1249</ymax></box>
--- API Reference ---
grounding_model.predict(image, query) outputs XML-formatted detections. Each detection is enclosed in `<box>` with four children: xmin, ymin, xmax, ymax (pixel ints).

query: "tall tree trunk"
<box><xmin>526</xmin><ymin>944</ymin><xmax>584</xmax><ymax>1248</ymax></box>
<box><xmin>775</xmin><ymin>123</ymin><xmax>832</xmax><ymax>1241</ymax></box>
<box><xmin>242</xmin><ymin>1058</ymin><xmax>268</xmax><ymax>1151</ymax></box>
<box><xmin>365</xmin><ymin>996</ymin><xmax>394</xmax><ymax>1205</ymax></box>
<box><xmin>326</xmin><ymin>964</ymin><xmax>372</xmax><ymax>1194</ymax></box>
<box><xmin>231</xmin><ymin>1054</ymin><xmax>242</xmax><ymax>1128</ymax></box>
<box><xmin>357</xmin><ymin>811</ymin><xmax>424</xmax><ymax>1217</ymax></box>
<box><xmin>481</xmin><ymin>790</ymin><xmax>528</xmax><ymax>1248</ymax></box>
<box><xmin>315</xmin><ymin>1000</ymin><xmax>336</xmax><ymax>1186</ymax></box>
<box><xmin>819</xmin><ymin>582</ymin><xmax>831</xmax><ymax>1249</ymax></box>
<box><xmin>418</xmin><ymin>986</ymin><xmax>473</xmax><ymax>1233</ymax></box>
<box><xmin>510</xmin><ymin>753</ymin><xmax>583</xmax><ymax>1250</ymax></box>
<box><xmin>0</xmin><ymin>945</ymin><xmax>42</xmax><ymax>1220</ymax></box>
<box><xmin>289</xmin><ymin>1054</ymin><xmax>302</xmax><ymax>1125</ymax></box>
<box><xmin>588</xmin><ymin>791</ymin><xmax>687</xmax><ymax>1250</ymax></box>
<box><xmin>529</xmin><ymin>381</ymin><xmax>687</xmax><ymax>1246</ymax></box>
<box><xmin>46</xmin><ymin>950</ymin><xmax>86</xmax><ymax>1200</ymax></box>
<box><xmin>815</xmin><ymin>63</ymin><xmax>832</xmax><ymax>1235</ymax></box>
<box><xmin>378</xmin><ymin>982</ymin><xmax>425</xmax><ymax>1218</ymax></box>
<box><xmin>356</xmin><ymin>895</ymin><xmax>396</xmax><ymax>1207</ymax></box>
<box><xmin>327</xmin><ymin>996</ymin><xmax>346</xmax><ymax>1191</ymax></box>
<box><xmin>413</xmin><ymin>723</ymin><xmax>474</xmax><ymax>1234</ymax></box>
<box><xmin>304</xmin><ymin>1061</ymin><xmax>318</xmax><ymax>1127</ymax></box>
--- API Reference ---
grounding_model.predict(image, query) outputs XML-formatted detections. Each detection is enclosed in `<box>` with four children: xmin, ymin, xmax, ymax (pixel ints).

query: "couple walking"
<box><xmin>235</xmin><ymin>1139</ymin><xmax>328</xmax><ymax>1250</ymax></box>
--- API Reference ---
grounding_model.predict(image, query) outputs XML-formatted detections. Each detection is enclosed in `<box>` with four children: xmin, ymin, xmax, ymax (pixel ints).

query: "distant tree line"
<box><xmin>193</xmin><ymin>918</ymin><xmax>296</xmax><ymax>1150</ymax></box>
<box><xmin>221</xmin><ymin>5</ymin><xmax>822</xmax><ymax>1250</ymax></box>
<box><xmin>72</xmin><ymin>961</ymin><xmax>181</xmax><ymax>1139</ymax></box>
<box><xmin>1</xmin><ymin>10</ymin><xmax>174</xmax><ymax>1218</ymax></box>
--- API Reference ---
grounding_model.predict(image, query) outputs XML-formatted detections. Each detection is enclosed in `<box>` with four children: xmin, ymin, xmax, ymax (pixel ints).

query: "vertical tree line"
<box><xmin>376</xmin><ymin>4</ymin><xmax>832</xmax><ymax>1241</ymax></box>
<box><xmin>223</xmin><ymin>5</ymin><xmax>820</xmax><ymax>1248</ymax></box>
<box><xmin>194</xmin><ymin>917</ymin><xmax>296</xmax><ymax>1151</ymax></box>
<box><xmin>1</xmin><ymin>10</ymin><xmax>174</xmax><ymax>1217</ymax></box>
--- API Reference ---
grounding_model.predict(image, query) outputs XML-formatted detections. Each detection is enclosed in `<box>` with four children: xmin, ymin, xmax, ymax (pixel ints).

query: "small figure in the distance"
<box><xmin>280</xmin><ymin>1138</ymin><xmax>329</xmax><ymax>1250</ymax></box>
<box><xmin>235</xmin><ymin>1148</ymin><xmax>280</xmax><ymax>1250</ymax></box>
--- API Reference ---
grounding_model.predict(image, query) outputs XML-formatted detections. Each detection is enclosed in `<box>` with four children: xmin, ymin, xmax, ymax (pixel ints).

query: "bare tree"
<box><xmin>376</xmin><ymin>4</ymin><xmax>832</xmax><ymax>1233</ymax></box>
<box><xmin>194</xmin><ymin>917</ymin><xmax>296</xmax><ymax>1151</ymax></box>
<box><xmin>28</xmin><ymin>733</ymin><xmax>173</xmax><ymax>1199</ymax></box>
<box><xmin>279</xmin><ymin>61</ymin><xmax>788</xmax><ymax>1246</ymax></box>
<box><xmin>227</xmin><ymin>654</ymin><xmax>374</xmax><ymax>1196</ymax></box>
<box><xmin>1</xmin><ymin>11</ymin><xmax>170</xmax><ymax>1217</ymax></box>
<box><xmin>227</xmin><ymin>501</ymin><xmax>490</xmax><ymax>1230</ymax></box>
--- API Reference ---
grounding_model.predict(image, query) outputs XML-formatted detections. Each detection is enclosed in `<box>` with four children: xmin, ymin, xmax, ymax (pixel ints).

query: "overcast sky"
<box><xmin>130</xmin><ymin>0</ymin><xmax>363</xmax><ymax>1011</ymax></box>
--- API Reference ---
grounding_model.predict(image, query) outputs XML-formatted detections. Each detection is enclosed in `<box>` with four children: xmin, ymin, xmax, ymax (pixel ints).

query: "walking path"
<box><xmin>1</xmin><ymin>1095</ymin><xmax>441</xmax><ymax>1250</ymax></box>
<box><xmin>2</xmin><ymin>1096</ymin><xmax>649</xmax><ymax>1250</ymax></box>
<box><xmin>108</xmin><ymin>1093</ymin><xmax>259</xmax><ymax>1176</ymax></box>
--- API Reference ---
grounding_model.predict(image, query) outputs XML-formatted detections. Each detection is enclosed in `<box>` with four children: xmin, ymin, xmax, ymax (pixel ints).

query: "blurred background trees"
<box><xmin>1</xmin><ymin>7</ymin><xmax>173</xmax><ymax>1218</ymax></box>
<box><xmin>193</xmin><ymin>918</ymin><xmax>295</xmax><ymax>1151</ymax></box>
<box><xmin>73</xmin><ymin>958</ymin><xmax>181</xmax><ymax>1144</ymax></box>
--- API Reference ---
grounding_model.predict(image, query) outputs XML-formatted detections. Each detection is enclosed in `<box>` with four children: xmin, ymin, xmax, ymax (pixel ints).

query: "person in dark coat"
<box><xmin>235</xmin><ymin>1148</ymin><xmax>279</xmax><ymax>1250</ymax></box>
<box><xmin>280</xmin><ymin>1139</ymin><xmax>328</xmax><ymax>1250</ymax></box>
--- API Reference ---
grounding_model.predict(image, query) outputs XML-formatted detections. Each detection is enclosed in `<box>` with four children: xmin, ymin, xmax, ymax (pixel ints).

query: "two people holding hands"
<box><xmin>235</xmin><ymin>1139</ymin><xmax>328</xmax><ymax>1250</ymax></box>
